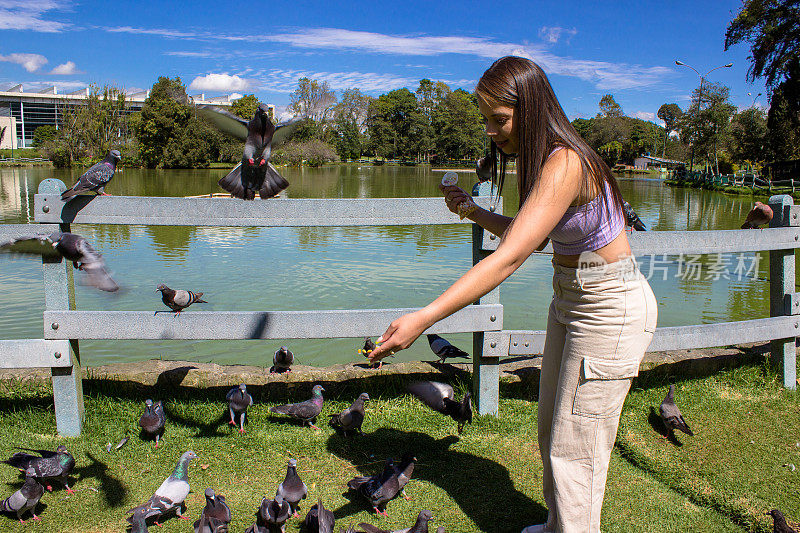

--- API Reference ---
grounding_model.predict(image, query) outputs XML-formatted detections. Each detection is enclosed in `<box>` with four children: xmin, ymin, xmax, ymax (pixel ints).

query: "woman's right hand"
<box><xmin>439</xmin><ymin>184</ymin><xmax>474</xmax><ymax>215</ymax></box>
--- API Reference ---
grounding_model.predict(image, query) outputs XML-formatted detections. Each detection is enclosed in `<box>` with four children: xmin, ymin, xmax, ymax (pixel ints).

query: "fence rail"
<box><xmin>0</xmin><ymin>178</ymin><xmax>797</xmax><ymax>436</ymax></box>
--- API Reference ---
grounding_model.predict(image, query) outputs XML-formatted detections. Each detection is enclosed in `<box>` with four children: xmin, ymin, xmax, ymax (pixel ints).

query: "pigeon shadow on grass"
<box><xmin>73</xmin><ymin>452</ymin><xmax>127</xmax><ymax>507</ymax></box>
<box><xmin>647</xmin><ymin>407</ymin><xmax>682</xmax><ymax>447</ymax></box>
<box><xmin>162</xmin><ymin>404</ymin><xmax>228</xmax><ymax>439</ymax></box>
<box><xmin>327</xmin><ymin>427</ymin><xmax>546</xmax><ymax>531</ymax></box>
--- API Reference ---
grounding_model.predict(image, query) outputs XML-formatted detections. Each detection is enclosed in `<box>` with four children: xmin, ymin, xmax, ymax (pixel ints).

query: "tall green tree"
<box><xmin>365</xmin><ymin>88</ymin><xmax>426</xmax><ymax>159</ymax></box>
<box><xmin>431</xmin><ymin>89</ymin><xmax>484</xmax><ymax>161</ymax></box>
<box><xmin>657</xmin><ymin>103</ymin><xmax>683</xmax><ymax>157</ymax></box>
<box><xmin>730</xmin><ymin>107</ymin><xmax>769</xmax><ymax>164</ymax></box>
<box><xmin>289</xmin><ymin>77</ymin><xmax>336</xmax><ymax>122</ymax></box>
<box><xmin>599</xmin><ymin>94</ymin><xmax>623</xmax><ymax>118</ymax></box>
<box><xmin>230</xmin><ymin>94</ymin><xmax>262</xmax><ymax>120</ymax></box>
<box><xmin>767</xmin><ymin>73</ymin><xmax>800</xmax><ymax>159</ymax></box>
<box><xmin>681</xmin><ymin>83</ymin><xmax>736</xmax><ymax>173</ymax></box>
<box><xmin>332</xmin><ymin>89</ymin><xmax>371</xmax><ymax>160</ymax></box>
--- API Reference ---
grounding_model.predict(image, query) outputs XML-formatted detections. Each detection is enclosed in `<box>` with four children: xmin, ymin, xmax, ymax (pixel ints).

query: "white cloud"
<box><xmin>165</xmin><ymin>51</ymin><xmax>215</xmax><ymax>58</ymax></box>
<box><xmin>0</xmin><ymin>0</ymin><xmax>69</xmax><ymax>32</ymax></box>
<box><xmin>256</xmin><ymin>68</ymin><xmax>419</xmax><ymax>94</ymax></box>
<box><xmin>189</xmin><ymin>73</ymin><xmax>257</xmax><ymax>92</ymax></box>
<box><xmin>106</xmin><ymin>25</ymin><xmax>199</xmax><ymax>39</ymax></box>
<box><xmin>538</xmin><ymin>26</ymin><xmax>578</xmax><ymax>44</ymax></box>
<box><xmin>49</xmin><ymin>60</ymin><xmax>80</xmax><ymax>75</ymax></box>
<box><xmin>632</xmin><ymin>111</ymin><xmax>656</xmax><ymax>121</ymax></box>
<box><xmin>0</xmin><ymin>53</ymin><xmax>48</xmax><ymax>72</ymax></box>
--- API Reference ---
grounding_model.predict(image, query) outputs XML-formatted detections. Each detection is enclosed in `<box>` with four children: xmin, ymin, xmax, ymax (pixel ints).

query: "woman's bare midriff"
<box><xmin>553</xmin><ymin>231</ymin><xmax>632</xmax><ymax>268</ymax></box>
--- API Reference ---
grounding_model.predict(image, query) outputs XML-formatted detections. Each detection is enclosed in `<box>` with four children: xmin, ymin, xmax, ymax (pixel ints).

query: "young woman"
<box><xmin>368</xmin><ymin>56</ymin><xmax>657</xmax><ymax>533</ymax></box>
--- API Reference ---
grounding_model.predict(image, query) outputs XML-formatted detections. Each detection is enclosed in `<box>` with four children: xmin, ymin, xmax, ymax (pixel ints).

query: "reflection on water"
<box><xmin>0</xmin><ymin>166</ymin><xmax>779</xmax><ymax>366</ymax></box>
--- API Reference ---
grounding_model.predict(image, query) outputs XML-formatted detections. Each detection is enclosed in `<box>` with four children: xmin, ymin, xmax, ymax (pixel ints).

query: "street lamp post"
<box><xmin>675</xmin><ymin>60</ymin><xmax>733</xmax><ymax>174</ymax></box>
<box><xmin>747</xmin><ymin>91</ymin><xmax>763</xmax><ymax>108</ymax></box>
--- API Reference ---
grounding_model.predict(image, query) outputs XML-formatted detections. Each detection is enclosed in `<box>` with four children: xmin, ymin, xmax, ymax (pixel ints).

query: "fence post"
<box><xmin>39</xmin><ymin>178</ymin><xmax>84</xmax><ymax>435</ymax></box>
<box><xmin>768</xmin><ymin>194</ymin><xmax>797</xmax><ymax>389</ymax></box>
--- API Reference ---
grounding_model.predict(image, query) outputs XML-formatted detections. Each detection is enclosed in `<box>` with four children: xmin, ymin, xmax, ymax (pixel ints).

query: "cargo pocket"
<box><xmin>572</xmin><ymin>357</ymin><xmax>640</xmax><ymax>418</ymax></box>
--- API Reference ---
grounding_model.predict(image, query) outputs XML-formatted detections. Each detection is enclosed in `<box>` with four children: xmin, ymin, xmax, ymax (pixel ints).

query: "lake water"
<box><xmin>0</xmin><ymin>165</ymin><xmax>772</xmax><ymax>367</ymax></box>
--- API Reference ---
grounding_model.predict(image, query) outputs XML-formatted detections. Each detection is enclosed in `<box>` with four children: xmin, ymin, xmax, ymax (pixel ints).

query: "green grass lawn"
<box><xmin>0</xmin><ymin>358</ymin><xmax>796</xmax><ymax>532</ymax></box>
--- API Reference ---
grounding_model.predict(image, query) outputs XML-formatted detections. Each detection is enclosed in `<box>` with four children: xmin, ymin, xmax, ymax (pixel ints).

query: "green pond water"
<box><xmin>0</xmin><ymin>165</ymin><xmax>772</xmax><ymax>367</ymax></box>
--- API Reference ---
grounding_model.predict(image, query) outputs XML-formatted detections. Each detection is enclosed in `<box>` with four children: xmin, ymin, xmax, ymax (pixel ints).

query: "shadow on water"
<box><xmin>326</xmin><ymin>427</ymin><xmax>546</xmax><ymax>532</ymax></box>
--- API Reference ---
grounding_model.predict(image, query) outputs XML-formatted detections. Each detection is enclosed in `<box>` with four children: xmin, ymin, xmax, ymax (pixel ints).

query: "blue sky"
<box><xmin>0</xmin><ymin>0</ymin><xmax>769</xmax><ymax>123</ymax></box>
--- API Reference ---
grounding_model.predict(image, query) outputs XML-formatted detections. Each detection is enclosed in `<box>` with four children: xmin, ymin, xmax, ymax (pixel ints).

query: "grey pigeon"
<box><xmin>226</xmin><ymin>383</ymin><xmax>254</xmax><ymax>433</ymax></box>
<box><xmin>139</xmin><ymin>399</ymin><xmax>166</xmax><ymax>447</ymax></box>
<box><xmin>622</xmin><ymin>200</ymin><xmax>647</xmax><ymax>231</ymax></box>
<box><xmin>156</xmin><ymin>284</ymin><xmax>207</xmax><ymax>315</ymax></box>
<box><xmin>407</xmin><ymin>381</ymin><xmax>473</xmax><ymax>434</ymax></box>
<box><xmin>0</xmin><ymin>468</ymin><xmax>44</xmax><ymax>522</ymax></box>
<box><xmin>347</xmin><ymin>454</ymin><xmax>415</xmax><ymax>517</ymax></box>
<box><xmin>129</xmin><ymin>509</ymin><xmax>150</xmax><ymax>533</ymax></box>
<box><xmin>271</xmin><ymin>346</ymin><xmax>294</xmax><ymax>373</ymax></box>
<box><xmin>303</xmin><ymin>499</ymin><xmax>335</xmax><ymax>533</ymax></box>
<box><xmin>61</xmin><ymin>149</ymin><xmax>121</xmax><ymax>200</ymax></box>
<box><xmin>426</xmin><ymin>334</ymin><xmax>470</xmax><ymax>363</ymax></box>
<box><xmin>197</xmin><ymin>103</ymin><xmax>301</xmax><ymax>200</ymax></box>
<box><xmin>276</xmin><ymin>458</ymin><xmax>307</xmax><ymax>518</ymax></box>
<box><xmin>270</xmin><ymin>385</ymin><xmax>325</xmax><ymax>429</ymax></box>
<box><xmin>358</xmin><ymin>510</ymin><xmax>434</xmax><ymax>533</ymax></box>
<box><xmin>769</xmin><ymin>509</ymin><xmax>797</xmax><ymax>533</ymax></box>
<box><xmin>3</xmin><ymin>445</ymin><xmax>75</xmax><ymax>493</ymax></box>
<box><xmin>0</xmin><ymin>231</ymin><xmax>119</xmax><ymax>292</ymax></box>
<box><xmin>393</xmin><ymin>452</ymin><xmax>416</xmax><ymax>500</ymax></box>
<box><xmin>246</xmin><ymin>494</ymin><xmax>291</xmax><ymax>533</ymax></box>
<box><xmin>329</xmin><ymin>392</ymin><xmax>369</xmax><ymax>436</ymax></box>
<box><xmin>126</xmin><ymin>450</ymin><xmax>197</xmax><ymax>526</ymax></box>
<box><xmin>659</xmin><ymin>384</ymin><xmax>693</xmax><ymax>437</ymax></box>
<box><xmin>194</xmin><ymin>488</ymin><xmax>232</xmax><ymax>533</ymax></box>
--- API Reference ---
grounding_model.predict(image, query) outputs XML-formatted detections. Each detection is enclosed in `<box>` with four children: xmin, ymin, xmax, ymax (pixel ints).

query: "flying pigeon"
<box><xmin>329</xmin><ymin>393</ymin><xmax>369</xmax><ymax>436</ymax></box>
<box><xmin>271</xmin><ymin>346</ymin><xmax>294</xmax><ymax>373</ymax></box>
<box><xmin>407</xmin><ymin>381</ymin><xmax>473</xmax><ymax>434</ymax></box>
<box><xmin>0</xmin><ymin>468</ymin><xmax>44</xmax><ymax>522</ymax></box>
<box><xmin>194</xmin><ymin>488</ymin><xmax>232</xmax><ymax>533</ymax></box>
<box><xmin>126</xmin><ymin>450</ymin><xmax>197</xmax><ymax>526</ymax></box>
<box><xmin>246</xmin><ymin>494</ymin><xmax>291</xmax><ymax>533</ymax></box>
<box><xmin>659</xmin><ymin>384</ymin><xmax>694</xmax><ymax>437</ymax></box>
<box><xmin>303</xmin><ymin>499</ymin><xmax>335</xmax><ymax>533</ymax></box>
<box><xmin>622</xmin><ymin>200</ymin><xmax>647</xmax><ymax>231</ymax></box>
<box><xmin>741</xmin><ymin>201</ymin><xmax>774</xmax><ymax>229</ymax></box>
<box><xmin>3</xmin><ymin>445</ymin><xmax>75</xmax><ymax>493</ymax></box>
<box><xmin>226</xmin><ymin>383</ymin><xmax>254</xmax><ymax>433</ymax></box>
<box><xmin>426</xmin><ymin>334</ymin><xmax>470</xmax><ymax>363</ymax></box>
<box><xmin>61</xmin><ymin>149</ymin><xmax>121</xmax><ymax>200</ymax></box>
<box><xmin>156</xmin><ymin>284</ymin><xmax>207</xmax><ymax>315</ymax></box>
<box><xmin>768</xmin><ymin>509</ymin><xmax>797</xmax><ymax>533</ymax></box>
<box><xmin>0</xmin><ymin>232</ymin><xmax>119</xmax><ymax>292</ymax></box>
<box><xmin>276</xmin><ymin>458</ymin><xmax>307</xmax><ymax>518</ymax></box>
<box><xmin>357</xmin><ymin>510</ymin><xmax>434</xmax><ymax>533</ymax></box>
<box><xmin>139</xmin><ymin>399</ymin><xmax>166</xmax><ymax>447</ymax></box>
<box><xmin>270</xmin><ymin>385</ymin><xmax>325</xmax><ymax>429</ymax></box>
<box><xmin>197</xmin><ymin>103</ymin><xmax>302</xmax><ymax>200</ymax></box>
<box><xmin>392</xmin><ymin>453</ymin><xmax>416</xmax><ymax>501</ymax></box>
<box><xmin>347</xmin><ymin>454</ymin><xmax>415</xmax><ymax>517</ymax></box>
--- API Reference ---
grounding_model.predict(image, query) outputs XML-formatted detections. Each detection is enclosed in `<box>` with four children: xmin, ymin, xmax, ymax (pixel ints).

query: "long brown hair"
<box><xmin>475</xmin><ymin>56</ymin><xmax>623</xmax><ymax>213</ymax></box>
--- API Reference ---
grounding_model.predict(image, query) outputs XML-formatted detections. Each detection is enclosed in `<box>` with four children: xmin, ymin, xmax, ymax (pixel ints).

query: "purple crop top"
<box><xmin>546</xmin><ymin>148</ymin><xmax>624</xmax><ymax>255</ymax></box>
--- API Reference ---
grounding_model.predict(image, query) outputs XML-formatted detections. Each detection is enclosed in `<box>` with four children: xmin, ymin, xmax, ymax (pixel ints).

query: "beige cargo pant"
<box><xmin>538</xmin><ymin>257</ymin><xmax>657</xmax><ymax>533</ymax></box>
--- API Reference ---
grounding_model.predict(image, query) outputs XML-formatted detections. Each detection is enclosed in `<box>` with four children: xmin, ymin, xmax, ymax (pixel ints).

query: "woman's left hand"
<box><xmin>368</xmin><ymin>310</ymin><xmax>431</xmax><ymax>363</ymax></box>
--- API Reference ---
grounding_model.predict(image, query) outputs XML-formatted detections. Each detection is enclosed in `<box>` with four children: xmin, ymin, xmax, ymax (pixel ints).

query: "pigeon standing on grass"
<box><xmin>156</xmin><ymin>284</ymin><xmax>207</xmax><ymax>315</ymax></box>
<box><xmin>227</xmin><ymin>384</ymin><xmax>254</xmax><ymax>433</ymax></box>
<box><xmin>768</xmin><ymin>509</ymin><xmax>797</xmax><ymax>533</ymax></box>
<box><xmin>393</xmin><ymin>453</ymin><xmax>416</xmax><ymax>501</ymax></box>
<box><xmin>303</xmin><ymin>499</ymin><xmax>335</xmax><ymax>533</ymax></box>
<box><xmin>126</xmin><ymin>451</ymin><xmax>197</xmax><ymax>526</ymax></box>
<box><xmin>245</xmin><ymin>495</ymin><xmax>291</xmax><ymax>533</ymax></box>
<box><xmin>0</xmin><ymin>468</ymin><xmax>44</xmax><ymax>522</ymax></box>
<box><xmin>659</xmin><ymin>384</ymin><xmax>694</xmax><ymax>438</ymax></box>
<box><xmin>129</xmin><ymin>509</ymin><xmax>150</xmax><ymax>533</ymax></box>
<box><xmin>3</xmin><ymin>445</ymin><xmax>75</xmax><ymax>493</ymax></box>
<box><xmin>60</xmin><ymin>149</ymin><xmax>121</xmax><ymax>200</ymax></box>
<box><xmin>0</xmin><ymin>232</ymin><xmax>119</xmax><ymax>292</ymax></box>
<box><xmin>276</xmin><ymin>458</ymin><xmax>307</xmax><ymax>518</ymax></box>
<box><xmin>329</xmin><ymin>393</ymin><xmax>369</xmax><ymax>436</ymax></box>
<box><xmin>622</xmin><ymin>200</ymin><xmax>647</xmax><ymax>231</ymax></box>
<box><xmin>139</xmin><ymin>399</ymin><xmax>166</xmax><ymax>447</ymax></box>
<box><xmin>426</xmin><ymin>334</ymin><xmax>470</xmax><ymax>363</ymax></box>
<box><xmin>347</xmin><ymin>454</ymin><xmax>414</xmax><ymax>517</ymax></box>
<box><xmin>270</xmin><ymin>385</ymin><xmax>325</xmax><ymax>429</ymax></box>
<box><xmin>741</xmin><ymin>201</ymin><xmax>774</xmax><ymax>229</ymax></box>
<box><xmin>358</xmin><ymin>510</ymin><xmax>434</xmax><ymax>533</ymax></box>
<box><xmin>194</xmin><ymin>488</ymin><xmax>232</xmax><ymax>533</ymax></box>
<box><xmin>407</xmin><ymin>381</ymin><xmax>473</xmax><ymax>434</ymax></box>
<box><xmin>271</xmin><ymin>346</ymin><xmax>294</xmax><ymax>373</ymax></box>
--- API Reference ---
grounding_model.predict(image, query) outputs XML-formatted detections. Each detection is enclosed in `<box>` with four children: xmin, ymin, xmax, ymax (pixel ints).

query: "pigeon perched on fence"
<box><xmin>3</xmin><ymin>445</ymin><xmax>75</xmax><ymax>493</ymax></box>
<box><xmin>270</xmin><ymin>385</ymin><xmax>325</xmax><ymax>429</ymax></box>
<box><xmin>768</xmin><ymin>509</ymin><xmax>797</xmax><ymax>533</ymax></box>
<box><xmin>741</xmin><ymin>201</ymin><xmax>774</xmax><ymax>229</ymax></box>
<box><xmin>276</xmin><ymin>458</ymin><xmax>307</xmax><ymax>518</ymax></box>
<box><xmin>329</xmin><ymin>392</ymin><xmax>369</xmax><ymax>436</ymax></box>
<box><xmin>271</xmin><ymin>346</ymin><xmax>294</xmax><ymax>373</ymax></box>
<box><xmin>357</xmin><ymin>510</ymin><xmax>434</xmax><ymax>533</ymax></box>
<box><xmin>197</xmin><ymin>103</ymin><xmax>301</xmax><ymax>200</ymax></box>
<box><xmin>303</xmin><ymin>499</ymin><xmax>335</xmax><ymax>533</ymax></box>
<box><xmin>126</xmin><ymin>450</ymin><xmax>197</xmax><ymax>526</ymax></box>
<box><xmin>622</xmin><ymin>200</ymin><xmax>647</xmax><ymax>231</ymax></box>
<box><xmin>659</xmin><ymin>384</ymin><xmax>694</xmax><ymax>437</ymax></box>
<box><xmin>156</xmin><ymin>284</ymin><xmax>207</xmax><ymax>315</ymax></box>
<box><xmin>245</xmin><ymin>494</ymin><xmax>291</xmax><ymax>533</ymax></box>
<box><xmin>0</xmin><ymin>232</ymin><xmax>119</xmax><ymax>292</ymax></box>
<box><xmin>407</xmin><ymin>381</ymin><xmax>473</xmax><ymax>434</ymax></box>
<box><xmin>0</xmin><ymin>468</ymin><xmax>44</xmax><ymax>522</ymax></box>
<box><xmin>194</xmin><ymin>488</ymin><xmax>232</xmax><ymax>533</ymax></box>
<box><xmin>139</xmin><ymin>399</ymin><xmax>166</xmax><ymax>447</ymax></box>
<box><xmin>426</xmin><ymin>334</ymin><xmax>470</xmax><ymax>363</ymax></box>
<box><xmin>226</xmin><ymin>383</ymin><xmax>254</xmax><ymax>433</ymax></box>
<box><xmin>347</xmin><ymin>453</ymin><xmax>415</xmax><ymax>517</ymax></box>
<box><xmin>61</xmin><ymin>149</ymin><xmax>121</xmax><ymax>200</ymax></box>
